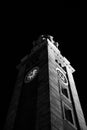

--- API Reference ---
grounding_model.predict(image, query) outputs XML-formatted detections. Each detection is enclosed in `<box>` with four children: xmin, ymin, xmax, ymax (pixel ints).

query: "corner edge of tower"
<box><xmin>47</xmin><ymin>35</ymin><xmax>75</xmax><ymax>74</ymax></box>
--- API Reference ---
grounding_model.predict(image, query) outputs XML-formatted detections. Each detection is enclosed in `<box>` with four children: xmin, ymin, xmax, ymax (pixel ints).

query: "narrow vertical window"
<box><xmin>61</xmin><ymin>87</ymin><xmax>69</xmax><ymax>99</ymax></box>
<box><xmin>63</xmin><ymin>103</ymin><xmax>76</xmax><ymax>127</ymax></box>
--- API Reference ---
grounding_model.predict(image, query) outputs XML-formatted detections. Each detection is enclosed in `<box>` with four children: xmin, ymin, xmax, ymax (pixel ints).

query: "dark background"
<box><xmin>2</xmin><ymin>7</ymin><xmax>87</xmax><ymax>129</ymax></box>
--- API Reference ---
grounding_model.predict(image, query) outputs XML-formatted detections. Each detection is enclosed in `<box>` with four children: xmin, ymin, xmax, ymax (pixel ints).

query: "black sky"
<box><xmin>2</xmin><ymin>7</ymin><xmax>87</xmax><ymax>129</ymax></box>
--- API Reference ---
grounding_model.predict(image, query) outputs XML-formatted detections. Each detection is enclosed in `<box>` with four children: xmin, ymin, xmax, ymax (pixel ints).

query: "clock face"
<box><xmin>25</xmin><ymin>67</ymin><xmax>39</xmax><ymax>83</ymax></box>
<box><xmin>56</xmin><ymin>68</ymin><xmax>68</xmax><ymax>85</ymax></box>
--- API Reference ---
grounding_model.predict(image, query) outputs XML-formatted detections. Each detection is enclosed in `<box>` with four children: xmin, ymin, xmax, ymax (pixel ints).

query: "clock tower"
<box><xmin>4</xmin><ymin>35</ymin><xmax>87</xmax><ymax>130</ymax></box>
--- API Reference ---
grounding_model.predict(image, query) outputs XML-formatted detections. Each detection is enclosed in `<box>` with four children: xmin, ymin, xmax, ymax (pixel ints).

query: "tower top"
<box><xmin>32</xmin><ymin>35</ymin><xmax>59</xmax><ymax>48</ymax></box>
<box><xmin>17</xmin><ymin>35</ymin><xmax>75</xmax><ymax>73</ymax></box>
